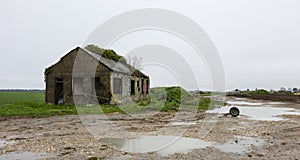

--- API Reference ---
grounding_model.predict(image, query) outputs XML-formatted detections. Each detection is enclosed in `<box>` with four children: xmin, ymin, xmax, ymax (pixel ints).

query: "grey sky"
<box><xmin>1</xmin><ymin>0</ymin><xmax>300</xmax><ymax>91</ymax></box>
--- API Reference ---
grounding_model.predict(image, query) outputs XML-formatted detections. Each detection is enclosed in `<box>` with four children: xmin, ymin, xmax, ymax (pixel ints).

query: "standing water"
<box><xmin>0</xmin><ymin>139</ymin><xmax>14</xmax><ymax>147</ymax></box>
<box><xmin>101</xmin><ymin>135</ymin><xmax>264</xmax><ymax>156</ymax></box>
<box><xmin>207</xmin><ymin>98</ymin><xmax>300</xmax><ymax>121</ymax></box>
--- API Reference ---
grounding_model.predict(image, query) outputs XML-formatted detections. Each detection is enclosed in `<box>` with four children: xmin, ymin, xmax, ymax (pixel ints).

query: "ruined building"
<box><xmin>45</xmin><ymin>47</ymin><xmax>150</xmax><ymax>105</ymax></box>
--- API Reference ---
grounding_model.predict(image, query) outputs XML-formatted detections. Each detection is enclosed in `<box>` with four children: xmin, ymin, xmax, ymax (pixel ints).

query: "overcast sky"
<box><xmin>1</xmin><ymin>0</ymin><xmax>300</xmax><ymax>91</ymax></box>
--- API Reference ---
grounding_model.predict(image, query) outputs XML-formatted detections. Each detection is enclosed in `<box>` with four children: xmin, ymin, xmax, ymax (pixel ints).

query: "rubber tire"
<box><xmin>229</xmin><ymin>107</ymin><xmax>240</xmax><ymax>117</ymax></box>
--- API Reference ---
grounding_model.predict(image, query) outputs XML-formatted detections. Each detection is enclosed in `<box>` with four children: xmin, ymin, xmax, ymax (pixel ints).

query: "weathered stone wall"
<box><xmin>45</xmin><ymin>48</ymin><xmax>112</xmax><ymax>105</ymax></box>
<box><xmin>45</xmin><ymin>49</ymin><xmax>78</xmax><ymax>104</ymax></box>
<box><xmin>72</xmin><ymin>49</ymin><xmax>112</xmax><ymax>104</ymax></box>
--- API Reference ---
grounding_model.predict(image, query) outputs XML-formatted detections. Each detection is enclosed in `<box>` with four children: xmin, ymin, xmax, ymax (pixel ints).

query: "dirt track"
<box><xmin>0</xmin><ymin>98</ymin><xmax>299</xmax><ymax>159</ymax></box>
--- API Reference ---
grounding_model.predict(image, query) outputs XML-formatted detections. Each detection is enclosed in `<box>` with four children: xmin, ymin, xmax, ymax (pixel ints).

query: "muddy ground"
<box><xmin>0</xmin><ymin>97</ymin><xmax>299</xmax><ymax>160</ymax></box>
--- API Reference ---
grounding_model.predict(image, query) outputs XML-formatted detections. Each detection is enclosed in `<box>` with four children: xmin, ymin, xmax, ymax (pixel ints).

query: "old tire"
<box><xmin>229</xmin><ymin>107</ymin><xmax>240</xmax><ymax>117</ymax></box>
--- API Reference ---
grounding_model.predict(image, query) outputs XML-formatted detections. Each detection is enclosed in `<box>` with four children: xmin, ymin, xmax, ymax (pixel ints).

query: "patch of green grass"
<box><xmin>0</xmin><ymin>91</ymin><xmax>77</xmax><ymax>117</ymax></box>
<box><xmin>0</xmin><ymin>91</ymin><xmax>74</xmax><ymax>117</ymax></box>
<box><xmin>0</xmin><ymin>92</ymin><xmax>44</xmax><ymax>104</ymax></box>
<box><xmin>198</xmin><ymin>98</ymin><xmax>211</xmax><ymax>110</ymax></box>
<box><xmin>0</xmin><ymin>87</ymin><xmax>217</xmax><ymax>117</ymax></box>
<box><xmin>0</xmin><ymin>102</ymin><xmax>77</xmax><ymax>117</ymax></box>
<box><xmin>130</xmin><ymin>87</ymin><xmax>214</xmax><ymax>112</ymax></box>
<box><xmin>149</xmin><ymin>86</ymin><xmax>194</xmax><ymax>112</ymax></box>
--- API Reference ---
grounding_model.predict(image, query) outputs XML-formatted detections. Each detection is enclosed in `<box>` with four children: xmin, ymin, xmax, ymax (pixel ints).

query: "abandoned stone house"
<box><xmin>45</xmin><ymin>47</ymin><xmax>150</xmax><ymax>105</ymax></box>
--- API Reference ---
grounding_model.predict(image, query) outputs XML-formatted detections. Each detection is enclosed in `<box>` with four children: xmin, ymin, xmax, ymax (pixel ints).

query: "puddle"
<box><xmin>170</xmin><ymin>122</ymin><xmax>197</xmax><ymax>126</ymax></box>
<box><xmin>101</xmin><ymin>135</ymin><xmax>264</xmax><ymax>156</ymax></box>
<box><xmin>0</xmin><ymin>152</ymin><xmax>55</xmax><ymax>160</ymax></box>
<box><xmin>265</xmin><ymin>102</ymin><xmax>286</xmax><ymax>105</ymax></box>
<box><xmin>227</xmin><ymin>97</ymin><xmax>288</xmax><ymax>107</ymax></box>
<box><xmin>101</xmin><ymin>135</ymin><xmax>210</xmax><ymax>156</ymax></box>
<box><xmin>214</xmin><ymin>136</ymin><xmax>264</xmax><ymax>154</ymax></box>
<box><xmin>0</xmin><ymin>139</ymin><xmax>14</xmax><ymax>147</ymax></box>
<box><xmin>227</xmin><ymin>101</ymin><xmax>263</xmax><ymax>106</ymax></box>
<box><xmin>207</xmin><ymin>106</ymin><xmax>300</xmax><ymax>121</ymax></box>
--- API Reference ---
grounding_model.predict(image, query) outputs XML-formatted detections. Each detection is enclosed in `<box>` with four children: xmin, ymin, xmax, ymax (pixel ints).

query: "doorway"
<box><xmin>55</xmin><ymin>78</ymin><xmax>64</xmax><ymax>105</ymax></box>
<box><xmin>130</xmin><ymin>80</ymin><xmax>135</xmax><ymax>95</ymax></box>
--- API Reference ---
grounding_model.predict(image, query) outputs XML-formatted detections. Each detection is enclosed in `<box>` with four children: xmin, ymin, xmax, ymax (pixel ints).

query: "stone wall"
<box><xmin>45</xmin><ymin>48</ymin><xmax>112</xmax><ymax>105</ymax></box>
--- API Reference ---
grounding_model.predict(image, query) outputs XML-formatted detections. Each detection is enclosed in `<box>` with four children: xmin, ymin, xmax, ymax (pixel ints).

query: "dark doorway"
<box><xmin>146</xmin><ymin>79</ymin><xmax>149</xmax><ymax>94</ymax></box>
<box><xmin>131</xmin><ymin>80</ymin><xmax>135</xmax><ymax>95</ymax></box>
<box><xmin>94</xmin><ymin>77</ymin><xmax>103</xmax><ymax>97</ymax></box>
<box><xmin>55</xmin><ymin>78</ymin><xmax>64</xmax><ymax>105</ymax></box>
<box><xmin>141</xmin><ymin>79</ymin><xmax>144</xmax><ymax>94</ymax></box>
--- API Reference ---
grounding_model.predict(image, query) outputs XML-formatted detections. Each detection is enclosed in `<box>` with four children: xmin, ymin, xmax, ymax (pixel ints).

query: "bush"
<box><xmin>85</xmin><ymin>44</ymin><xmax>127</xmax><ymax>64</ymax></box>
<box><xmin>246</xmin><ymin>89</ymin><xmax>270</xmax><ymax>95</ymax></box>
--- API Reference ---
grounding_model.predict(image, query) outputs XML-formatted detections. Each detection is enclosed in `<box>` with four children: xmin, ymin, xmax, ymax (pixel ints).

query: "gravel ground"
<box><xmin>0</xmin><ymin>98</ymin><xmax>299</xmax><ymax>160</ymax></box>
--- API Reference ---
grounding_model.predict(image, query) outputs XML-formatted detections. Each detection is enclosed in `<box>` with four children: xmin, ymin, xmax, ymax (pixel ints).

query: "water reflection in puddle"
<box><xmin>0</xmin><ymin>139</ymin><xmax>14</xmax><ymax>147</ymax></box>
<box><xmin>101</xmin><ymin>135</ymin><xmax>264</xmax><ymax>156</ymax></box>
<box><xmin>0</xmin><ymin>152</ymin><xmax>54</xmax><ymax>160</ymax></box>
<box><xmin>207</xmin><ymin>106</ymin><xmax>300</xmax><ymax>121</ymax></box>
<box><xmin>214</xmin><ymin>136</ymin><xmax>264</xmax><ymax>154</ymax></box>
<box><xmin>227</xmin><ymin>99</ymin><xmax>286</xmax><ymax>106</ymax></box>
<box><xmin>266</xmin><ymin>102</ymin><xmax>286</xmax><ymax>105</ymax></box>
<box><xmin>227</xmin><ymin>101</ymin><xmax>263</xmax><ymax>106</ymax></box>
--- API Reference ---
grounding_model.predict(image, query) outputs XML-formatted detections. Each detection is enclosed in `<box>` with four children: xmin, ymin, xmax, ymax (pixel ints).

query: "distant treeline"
<box><xmin>0</xmin><ymin>89</ymin><xmax>45</xmax><ymax>92</ymax></box>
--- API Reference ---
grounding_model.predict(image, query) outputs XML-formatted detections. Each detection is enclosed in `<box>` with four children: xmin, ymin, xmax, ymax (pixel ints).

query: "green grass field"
<box><xmin>0</xmin><ymin>91</ymin><xmax>77</xmax><ymax>117</ymax></box>
<box><xmin>0</xmin><ymin>92</ymin><xmax>45</xmax><ymax>104</ymax></box>
<box><xmin>0</xmin><ymin>102</ymin><xmax>77</xmax><ymax>117</ymax></box>
<box><xmin>0</xmin><ymin>87</ymin><xmax>217</xmax><ymax>117</ymax></box>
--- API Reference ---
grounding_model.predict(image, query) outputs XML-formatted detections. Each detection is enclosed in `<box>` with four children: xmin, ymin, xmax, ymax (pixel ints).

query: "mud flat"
<box><xmin>0</xmin><ymin>97</ymin><xmax>299</xmax><ymax>159</ymax></box>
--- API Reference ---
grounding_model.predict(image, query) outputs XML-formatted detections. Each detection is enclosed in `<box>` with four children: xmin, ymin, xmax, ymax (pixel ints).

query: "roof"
<box><xmin>80</xmin><ymin>48</ymin><xmax>148</xmax><ymax>78</ymax></box>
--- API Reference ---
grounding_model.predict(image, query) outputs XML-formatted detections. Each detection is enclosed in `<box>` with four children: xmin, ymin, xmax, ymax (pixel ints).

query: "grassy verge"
<box><xmin>0</xmin><ymin>103</ymin><xmax>77</xmax><ymax>117</ymax></box>
<box><xmin>0</xmin><ymin>87</ymin><xmax>220</xmax><ymax>117</ymax></box>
